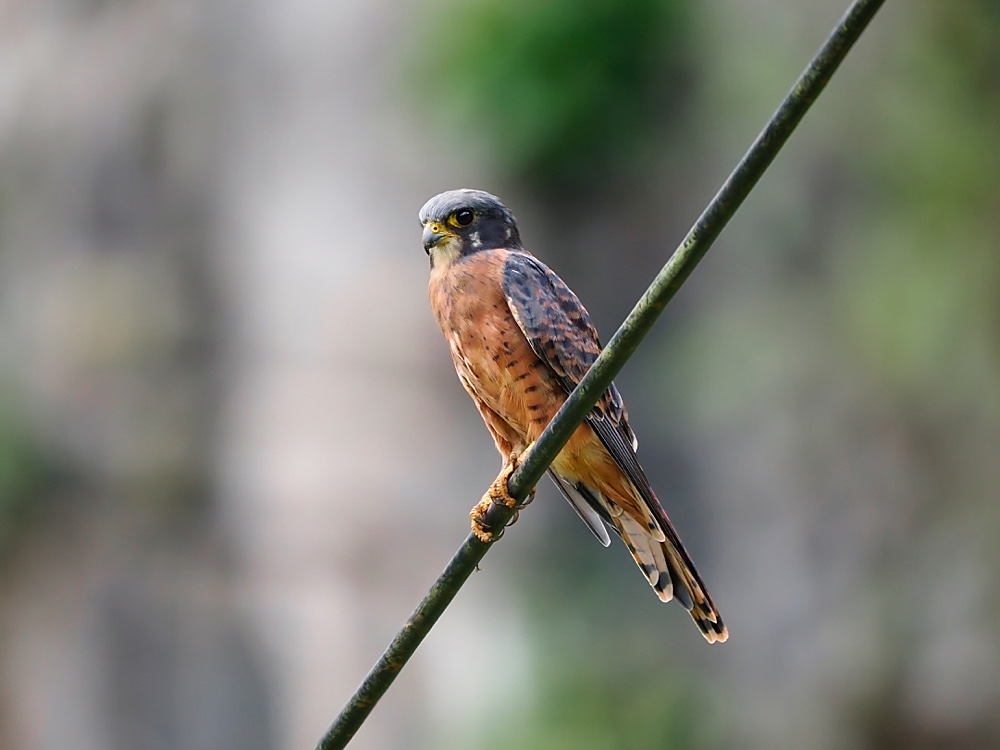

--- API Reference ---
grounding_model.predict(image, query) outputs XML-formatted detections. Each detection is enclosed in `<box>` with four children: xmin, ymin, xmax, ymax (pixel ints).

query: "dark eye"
<box><xmin>453</xmin><ymin>209</ymin><xmax>474</xmax><ymax>227</ymax></box>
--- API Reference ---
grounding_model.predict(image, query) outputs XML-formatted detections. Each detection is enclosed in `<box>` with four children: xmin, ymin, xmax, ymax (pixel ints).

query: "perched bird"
<box><xmin>421</xmin><ymin>189</ymin><xmax>727</xmax><ymax>643</ymax></box>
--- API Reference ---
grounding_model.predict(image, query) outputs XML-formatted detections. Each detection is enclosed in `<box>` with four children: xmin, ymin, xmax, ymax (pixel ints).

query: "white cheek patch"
<box><xmin>470</xmin><ymin>231</ymin><xmax>482</xmax><ymax>248</ymax></box>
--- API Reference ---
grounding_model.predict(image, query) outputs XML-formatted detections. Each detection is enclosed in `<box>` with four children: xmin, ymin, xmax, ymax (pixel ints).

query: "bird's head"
<box><xmin>419</xmin><ymin>189</ymin><xmax>522</xmax><ymax>267</ymax></box>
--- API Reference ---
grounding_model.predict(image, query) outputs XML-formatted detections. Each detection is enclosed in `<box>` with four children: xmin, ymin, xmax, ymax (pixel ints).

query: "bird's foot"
<box><xmin>470</xmin><ymin>447</ymin><xmax>536</xmax><ymax>543</ymax></box>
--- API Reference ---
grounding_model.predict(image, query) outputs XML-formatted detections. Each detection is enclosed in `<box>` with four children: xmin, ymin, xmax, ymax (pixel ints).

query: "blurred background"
<box><xmin>1</xmin><ymin>1</ymin><xmax>998</xmax><ymax>748</ymax></box>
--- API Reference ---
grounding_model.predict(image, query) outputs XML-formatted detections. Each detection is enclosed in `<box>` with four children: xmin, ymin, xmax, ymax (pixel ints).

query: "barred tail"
<box><xmin>614</xmin><ymin>500</ymin><xmax>728</xmax><ymax>644</ymax></box>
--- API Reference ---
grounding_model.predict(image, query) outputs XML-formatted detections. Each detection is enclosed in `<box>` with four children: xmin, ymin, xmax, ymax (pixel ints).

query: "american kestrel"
<box><xmin>421</xmin><ymin>188</ymin><xmax>727</xmax><ymax>643</ymax></box>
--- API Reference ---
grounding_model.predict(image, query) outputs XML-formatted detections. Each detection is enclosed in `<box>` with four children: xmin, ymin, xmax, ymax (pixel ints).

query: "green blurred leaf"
<box><xmin>414</xmin><ymin>0</ymin><xmax>692</xmax><ymax>184</ymax></box>
<box><xmin>0</xmin><ymin>396</ymin><xmax>59</xmax><ymax>553</ymax></box>
<box><xmin>483</xmin><ymin>656</ymin><xmax>723</xmax><ymax>750</ymax></box>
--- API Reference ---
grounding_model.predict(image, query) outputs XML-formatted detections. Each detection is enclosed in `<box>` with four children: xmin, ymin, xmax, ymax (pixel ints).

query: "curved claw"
<box><xmin>470</xmin><ymin>499</ymin><xmax>505</xmax><ymax>542</ymax></box>
<box><xmin>516</xmin><ymin>487</ymin><xmax>536</xmax><ymax>509</ymax></box>
<box><xmin>469</xmin><ymin>447</ymin><xmax>536</xmax><ymax>543</ymax></box>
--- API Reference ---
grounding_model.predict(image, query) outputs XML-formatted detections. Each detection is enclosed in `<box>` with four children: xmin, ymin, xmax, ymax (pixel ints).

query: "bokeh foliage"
<box><xmin>0</xmin><ymin>394</ymin><xmax>59</xmax><ymax>557</ymax></box>
<box><xmin>841</xmin><ymin>1</ymin><xmax>1000</xmax><ymax>412</ymax></box>
<box><xmin>486</xmin><ymin>664</ymin><xmax>720</xmax><ymax>750</ymax></box>
<box><xmin>415</xmin><ymin>0</ymin><xmax>693</xmax><ymax>185</ymax></box>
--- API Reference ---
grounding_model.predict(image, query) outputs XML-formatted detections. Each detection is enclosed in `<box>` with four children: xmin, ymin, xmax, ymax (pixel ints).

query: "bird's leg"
<box><xmin>470</xmin><ymin>445</ymin><xmax>536</xmax><ymax>543</ymax></box>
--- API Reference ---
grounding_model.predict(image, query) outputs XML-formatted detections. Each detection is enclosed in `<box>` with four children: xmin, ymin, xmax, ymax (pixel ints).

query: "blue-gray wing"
<box><xmin>501</xmin><ymin>252</ymin><xmax>664</xmax><ymax>532</ymax></box>
<box><xmin>502</xmin><ymin>254</ymin><xmax>727</xmax><ymax>640</ymax></box>
<box><xmin>501</xmin><ymin>252</ymin><xmax>632</xmax><ymax>435</ymax></box>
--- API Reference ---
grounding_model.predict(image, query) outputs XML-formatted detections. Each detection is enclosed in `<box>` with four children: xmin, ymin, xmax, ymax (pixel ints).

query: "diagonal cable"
<box><xmin>317</xmin><ymin>1</ymin><xmax>886</xmax><ymax>747</ymax></box>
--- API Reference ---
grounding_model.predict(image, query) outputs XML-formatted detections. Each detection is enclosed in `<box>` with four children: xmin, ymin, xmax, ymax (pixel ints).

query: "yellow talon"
<box><xmin>469</xmin><ymin>448</ymin><xmax>535</xmax><ymax>543</ymax></box>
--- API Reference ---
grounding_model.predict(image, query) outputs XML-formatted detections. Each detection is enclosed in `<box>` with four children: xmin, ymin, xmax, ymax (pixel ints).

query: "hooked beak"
<box><xmin>422</xmin><ymin>223</ymin><xmax>448</xmax><ymax>253</ymax></box>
